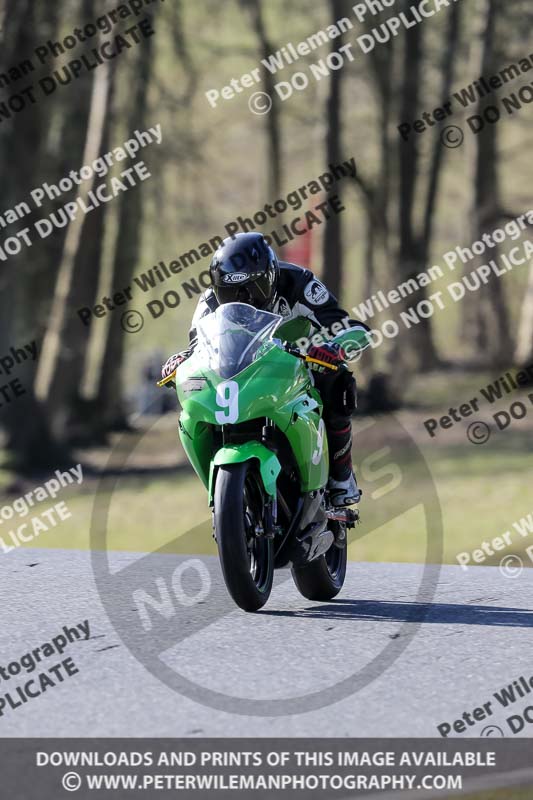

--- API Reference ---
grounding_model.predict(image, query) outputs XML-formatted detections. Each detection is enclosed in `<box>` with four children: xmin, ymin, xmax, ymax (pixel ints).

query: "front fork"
<box><xmin>211</xmin><ymin>481</ymin><xmax>281</xmax><ymax>542</ymax></box>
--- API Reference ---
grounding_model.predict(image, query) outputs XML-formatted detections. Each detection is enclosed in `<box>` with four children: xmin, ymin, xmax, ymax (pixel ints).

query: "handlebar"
<box><xmin>282</xmin><ymin>342</ymin><xmax>340</xmax><ymax>372</ymax></box>
<box><xmin>156</xmin><ymin>342</ymin><xmax>340</xmax><ymax>388</ymax></box>
<box><xmin>157</xmin><ymin>370</ymin><xmax>177</xmax><ymax>387</ymax></box>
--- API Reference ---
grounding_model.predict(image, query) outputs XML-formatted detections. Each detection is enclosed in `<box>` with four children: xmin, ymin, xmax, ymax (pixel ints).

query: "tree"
<box><xmin>34</xmin><ymin>53</ymin><xmax>115</xmax><ymax>442</ymax></box>
<box><xmin>239</xmin><ymin>0</ymin><xmax>282</xmax><ymax>200</ymax></box>
<box><xmin>462</xmin><ymin>0</ymin><xmax>513</xmax><ymax>366</ymax></box>
<box><xmin>94</xmin><ymin>8</ymin><xmax>157</xmax><ymax>430</ymax></box>
<box><xmin>0</xmin><ymin>0</ymin><xmax>65</xmax><ymax>470</ymax></box>
<box><xmin>515</xmin><ymin>261</ymin><xmax>533</xmax><ymax>365</ymax></box>
<box><xmin>349</xmin><ymin>19</ymin><xmax>396</xmax><ymax>376</ymax></box>
<box><xmin>321</xmin><ymin>0</ymin><xmax>347</xmax><ymax>300</ymax></box>
<box><xmin>351</xmin><ymin>4</ymin><xmax>461</xmax><ymax>383</ymax></box>
<box><xmin>394</xmin><ymin>5</ymin><xmax>461</xmax><ymax>372</ymax></box>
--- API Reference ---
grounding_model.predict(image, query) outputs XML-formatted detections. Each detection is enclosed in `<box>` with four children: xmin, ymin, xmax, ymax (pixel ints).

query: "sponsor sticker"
<box><xmin>182</xmin><ymin>378</ymin><xmax>207</xmax><ymax>392</ymax></box>
<box><xmin>222</xmin><ymin>272</ymin><xmax>248</xmax><ymax>284</ymax></box>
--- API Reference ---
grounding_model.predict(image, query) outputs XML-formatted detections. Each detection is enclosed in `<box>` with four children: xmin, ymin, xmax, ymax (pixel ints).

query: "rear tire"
<box><xmin>291</xmin><ymin>528</ymin><xmax>346</xmax><ymax>601</ymax></box>
<box><xmin>214</xmin><ymin>462</ymin><xmax>274</xmax><ymax>612</ymax></box>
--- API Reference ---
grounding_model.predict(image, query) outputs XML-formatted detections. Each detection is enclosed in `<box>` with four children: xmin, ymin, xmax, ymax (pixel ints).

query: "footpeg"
<box><xmin>326</xmin><ymin>508</ymin><xmax>359</xmax><ymax>528</ymax></box>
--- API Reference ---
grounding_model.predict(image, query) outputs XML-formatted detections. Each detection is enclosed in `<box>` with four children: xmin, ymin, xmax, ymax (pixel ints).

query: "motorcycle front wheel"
<box><xmin>214</xmin><ymin>462</ymin><xmax>274</xmax><ymax>612</ymax></box>
<box><xmin>291</xmin><ymin>524</ymin><xmax>347</xmax><ymax>601</ymax></box>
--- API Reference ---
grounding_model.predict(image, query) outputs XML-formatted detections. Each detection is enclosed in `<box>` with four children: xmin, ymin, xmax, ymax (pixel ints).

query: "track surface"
<box><xmin>2</xmin><ymin>548</ymin><xmax>533</xmax><ymax>737</ymax></box>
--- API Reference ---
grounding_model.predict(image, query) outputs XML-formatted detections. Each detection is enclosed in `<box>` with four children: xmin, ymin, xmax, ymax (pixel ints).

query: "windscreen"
<box><xmin>195</xmin><ymin>303</ymin><xmax>282</xmax><ymax>379</ymax></box>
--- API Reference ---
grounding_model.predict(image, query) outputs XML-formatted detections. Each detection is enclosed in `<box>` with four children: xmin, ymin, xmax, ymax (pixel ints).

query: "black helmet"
<box><xmin>209</xmin><ymin>233</ymin><xmax>279</xmax><ymax>309</ymax></box>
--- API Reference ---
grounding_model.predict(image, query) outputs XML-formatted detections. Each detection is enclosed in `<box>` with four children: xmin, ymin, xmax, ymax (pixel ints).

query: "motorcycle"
<box><xmin>158</xmin><ymin>302</ymin><xmax>359</xmax><ymax>612</ymax></box>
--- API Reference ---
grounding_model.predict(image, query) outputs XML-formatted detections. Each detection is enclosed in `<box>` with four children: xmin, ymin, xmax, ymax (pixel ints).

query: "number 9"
<box><xmin>215</xmin><ymin>381</ymin><xmax>239</xmax><ymax>424</ymax></box>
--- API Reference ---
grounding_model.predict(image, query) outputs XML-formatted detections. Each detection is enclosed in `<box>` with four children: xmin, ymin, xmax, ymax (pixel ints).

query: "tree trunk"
<box><xmin>421</xmin><ymin>3</ymin><xmax>461</xmax><ymax>253</ymax></box>
<box><xmin>239</xmin><ymin>0</ymin><xmax>282</xmax><ymax>200</ymax></box>
<box><xmin>321</xmin><ymin>0</ymin><xmax>346</xmax><ymax>299</ymax></box>
<box><xmin>514</xmin><ymin>259</ymin><xmax>533</xmax><ymax>365</ymax></box>
<box><xmin>394</xmin><ymin>20</ymin><xmax>439</xmax><ymax>372</ymax></box>
<box><xmin>34</xmin><ymin>56</ymin><xmax>114</xmax><ymax>441</ymax></box>
<box><xmin>57</xmin><ymin>61</ymin><xmax>117</xmax><ymax>444</ymax></box>
<box><xmin>0</xmin><ymin>0</ymin><xmax>66</xmax><ymax>470</ymax></box>
<box><xmin>94</xmin><ymin>13</ymin><xmax>157</xmax><ymax>430</ymax></box>
<box><xmin>391</xmin><ymin>3</ymin><xmax>461</xmax><ymax>376</ymax></box>
<box><xmin>470</xmin><ymin>0</ymin><xmax>513</xmax><ymax>365</ymax></box>
<box><xmin>350</xmin><ymin>36</ymin><xmax>396</xmax><ymax>375</ymax></box>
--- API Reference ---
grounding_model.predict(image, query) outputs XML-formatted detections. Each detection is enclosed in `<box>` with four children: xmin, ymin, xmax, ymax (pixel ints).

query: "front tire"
<box><xmin>214</xmin><ymin>462</ymin><xmax>274</xmax><ymax>612</ymax></box>
<box><xmin>291</xmin><ymin>528</ymin><xmax>347</xmax><ymax>601</ymax></box>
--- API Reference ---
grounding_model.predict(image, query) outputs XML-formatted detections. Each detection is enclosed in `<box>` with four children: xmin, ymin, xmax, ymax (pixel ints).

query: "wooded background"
<box><xmin>0</xmin><ymin>0</ymin><xmax>532</xmax><ymax>476</ymax></box>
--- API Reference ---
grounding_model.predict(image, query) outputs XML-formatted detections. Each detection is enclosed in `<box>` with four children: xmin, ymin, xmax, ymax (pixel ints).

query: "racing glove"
<box><xmin>306</xmin><ymin>342</ymin><xmax>345</xmax><ymax>373</ymax></box>
<box><xmin>161</xmin><ymin>350</ymin><xmax>192</xmax><ymax>386</ymax></box>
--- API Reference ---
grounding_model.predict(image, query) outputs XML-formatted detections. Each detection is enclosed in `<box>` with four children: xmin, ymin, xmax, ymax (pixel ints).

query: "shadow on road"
<box><xmin>260</xmin><ymin>598</ymin><xmax>533</xmax><ymax>627</ymax></box>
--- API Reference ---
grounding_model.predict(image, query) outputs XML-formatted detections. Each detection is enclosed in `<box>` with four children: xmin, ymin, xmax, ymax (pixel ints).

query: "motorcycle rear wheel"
<box><xmin>291</xmin><ymin>527</ymin><xmax>347</xmax><ymax>601</ymax></box>
<box><xmin>214</xmin><ymin>462</ymin><xmax>274</xmax><ymax>612</ymax></box>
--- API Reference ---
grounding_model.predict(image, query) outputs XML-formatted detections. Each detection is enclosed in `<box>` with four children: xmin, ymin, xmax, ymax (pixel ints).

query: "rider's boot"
<box><xmin>326</xmin><ymin>421</ymin><xmax>361</xmax><ymax>507</ymax></box>
<box><xmin>328</xmin><ymin>473</ymin><xmax>361</xmax><ymax>507</ymax></box>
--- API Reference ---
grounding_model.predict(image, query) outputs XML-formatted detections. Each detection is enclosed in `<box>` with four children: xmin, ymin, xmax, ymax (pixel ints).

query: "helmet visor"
<box><xmin>214</xmin><ymin>276</ymin><xmax>273</xmax><ymax>309</ymax></box>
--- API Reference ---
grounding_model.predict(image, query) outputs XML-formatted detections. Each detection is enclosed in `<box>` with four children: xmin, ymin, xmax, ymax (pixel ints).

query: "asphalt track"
<box><xmin>1</xmin><ymin>548</ymin><xmax>533</xmax><ymax>738</ymax></box>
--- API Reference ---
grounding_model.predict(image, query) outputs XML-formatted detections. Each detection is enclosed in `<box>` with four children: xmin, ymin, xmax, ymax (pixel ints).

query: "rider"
<box><xmin>162</xmin><ymin>232</ymin><xmax>370</xmax><ymax>507</ymax></box>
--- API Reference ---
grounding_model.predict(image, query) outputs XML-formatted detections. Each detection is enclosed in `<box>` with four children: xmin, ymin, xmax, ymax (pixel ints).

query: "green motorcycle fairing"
<box><xmin>175</xmin><ymin>323</ymin><xmax>329</xmax><ymax>503</ymax></box>
<box><xmin>208</xmin><ymin>442</ymin><xmax>281</xmax><ymax>505</ymax></box>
